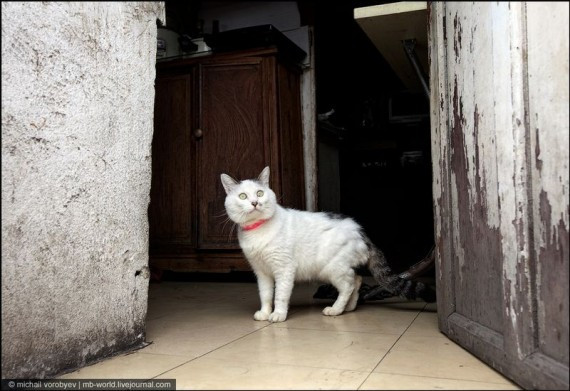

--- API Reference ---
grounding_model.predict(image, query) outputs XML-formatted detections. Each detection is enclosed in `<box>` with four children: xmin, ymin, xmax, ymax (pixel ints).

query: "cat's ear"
<box><xmin>220</xmin><ymin>173</ymin><xmax>239</xmax><ymax>194</ymax></box>
<box><xmin>258</xmin><ymin>166</ymin><xmax>270</xmax><ymax>187</ymax></box>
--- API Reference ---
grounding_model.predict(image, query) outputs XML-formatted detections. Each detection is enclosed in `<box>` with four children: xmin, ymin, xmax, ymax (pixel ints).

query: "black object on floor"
<box><xmin>313</xmin><ymin>282</ymin><xmax>395</xmax><ymax>303</ymax></box>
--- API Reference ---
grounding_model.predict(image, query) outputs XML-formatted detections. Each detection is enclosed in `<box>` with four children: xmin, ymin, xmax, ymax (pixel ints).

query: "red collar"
<box><xmin>241</xmin><ymin>219</ymin><xmax>268</xmax><ymax>231</ymax></box>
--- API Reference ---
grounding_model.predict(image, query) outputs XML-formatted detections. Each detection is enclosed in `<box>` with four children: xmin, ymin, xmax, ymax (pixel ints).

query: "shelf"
<box><xmin>354</xmin><ymin>1</ymin><xmax>428</xmax><ymax>92</ymax></box>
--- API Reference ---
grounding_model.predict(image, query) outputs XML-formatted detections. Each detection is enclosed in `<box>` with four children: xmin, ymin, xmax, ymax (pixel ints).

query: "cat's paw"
<box><xmin>253</xmin><ymin>310</ymin><xmax>271</xmax><ymax>321</ymax></box>
<box><xmin>344</xmin><ymin>302</ymin><xmax>358</xmax><ymax>312</ymax></box>
<box><xmin>268</xmin><ymin>311</ymin><xmax>287</xmax><ymax>323</ymax></box>
<box><xmin>322</xmin><ymin>306</ymin><xmax>343</xmax><ymax>316</ymax></box>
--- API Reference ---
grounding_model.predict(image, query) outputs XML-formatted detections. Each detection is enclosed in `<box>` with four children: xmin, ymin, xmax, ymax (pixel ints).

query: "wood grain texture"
<box><xmin>428</xmin><ymin>1</ymin><xmax>455</xmax><ymax>334</ymax></box>
<box><xmin>149</xmin><ymin>74</ymin><xmax>195</xmax><ymax>248</ymax></box>
<box><xmin>197</xmin><ymin>58</ymin><xmax>275</xmax><ymax>249</ymax></box>
<box><xmin>526</xmin><ymin>2</ymin><xmax>569</xmax><ymax>368</ymax></box>
<box><xmin>431</xmin><ymin>2</ymin><xmax>569</xmax><ymax>389</ymax></box>
<box><xmin>447</xmin><ymin>2</ymin><xmax>503</xmax><ymax>334</ymax></box>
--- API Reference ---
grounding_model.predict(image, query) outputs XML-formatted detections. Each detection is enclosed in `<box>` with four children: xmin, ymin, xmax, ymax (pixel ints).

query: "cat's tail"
<box><xmin>364</xmin><ymin>237</ymin><xmax>436</xmax><ymax>303</ymax></box>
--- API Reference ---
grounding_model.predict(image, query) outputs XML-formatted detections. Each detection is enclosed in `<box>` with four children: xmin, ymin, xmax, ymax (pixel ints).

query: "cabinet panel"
<box><xmin>149</xmin><ymin>74</ymin><xmax>195</xmax><ymax>250</ymax></box>
<box><xmin>197</xmin><ymin>59</ymin><xmax>276</xmax><ymax>249</ymax></box>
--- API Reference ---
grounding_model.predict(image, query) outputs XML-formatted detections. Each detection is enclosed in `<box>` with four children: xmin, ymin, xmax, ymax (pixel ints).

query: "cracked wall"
<box><xmin>1</xmin><ymin>2</ymin><xmax>165</xmax><ymax>378</ymax></box>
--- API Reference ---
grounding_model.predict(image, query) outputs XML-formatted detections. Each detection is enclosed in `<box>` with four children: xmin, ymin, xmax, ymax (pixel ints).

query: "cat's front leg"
<box><xmin>269</xmin><ymin>271</ymin><xmax>294</xmax><ymax>322</ymax></box>
<box><xmin>253</xmin><ymin>271</ymin><xmax>274</xmax><ymax>321</ymax></box>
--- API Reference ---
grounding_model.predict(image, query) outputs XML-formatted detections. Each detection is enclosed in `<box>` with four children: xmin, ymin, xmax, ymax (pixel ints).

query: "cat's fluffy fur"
<box><xmin>221</xmin><ymin>166</ymin><xmax>435</xmax><ymax>322</ymax></box>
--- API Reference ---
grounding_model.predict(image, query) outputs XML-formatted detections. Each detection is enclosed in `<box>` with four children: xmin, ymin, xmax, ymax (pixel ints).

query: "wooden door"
<box><xmin>149</xmin><ymin>73</ymin><xmax>196</xmax><ymax>253</ymax></box>
<box><xmin>429</xmin><ymin>2</ymin><xmax>569</xmax><ymax>389</ymax></box>
<box><xmin>196</xmin><ymin>57</ymin><xmax>279</xmax><ymax>249</ymax></box>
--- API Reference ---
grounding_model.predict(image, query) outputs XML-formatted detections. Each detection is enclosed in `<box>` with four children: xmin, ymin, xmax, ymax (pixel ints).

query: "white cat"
<box><xmin>220</xmin><ymin>166</ymin><xmax>435</xmax><ymax>322</ymax></box>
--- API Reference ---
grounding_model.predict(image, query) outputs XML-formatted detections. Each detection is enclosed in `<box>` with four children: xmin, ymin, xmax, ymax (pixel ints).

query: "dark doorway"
<box><xmin>312</xmin><ymin>1</ymin><xmax>434</xmax><ymax>274</ymax></box>
<box><xmin>153</xmin><ymin>0</ymin><xmax>435</xmax><ymax>280</ymax></box>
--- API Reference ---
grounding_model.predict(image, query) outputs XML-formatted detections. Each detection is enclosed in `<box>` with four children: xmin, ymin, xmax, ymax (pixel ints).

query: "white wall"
<box><xmin>1</xmin><ymin>2</ymin><xmax>165</xmax><ymax>378</ymax></box>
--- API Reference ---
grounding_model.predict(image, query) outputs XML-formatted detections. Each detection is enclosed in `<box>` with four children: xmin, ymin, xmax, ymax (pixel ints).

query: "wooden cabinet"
<box><xmin>149</xmin><ymin>48</ymin><xmax>305</xmax><ymax>272</ymax></box>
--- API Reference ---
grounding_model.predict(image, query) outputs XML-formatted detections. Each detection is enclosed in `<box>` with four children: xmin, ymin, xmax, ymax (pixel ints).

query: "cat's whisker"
<box><xmin>212</xmin><ymin>209</ymin><xmax>230</xmax><ymax>219</ymax></box>
<box><xmin>228</xmin><ymin>211</ymin><xmax>246</xmax><ymax>241</ymax></box>
<box><xmin>228</xmin><ymin>212</ymin><xmax>246</xmax><ymax>242</ymax></box>
<box><xmin>220</xmin><ymin>217</ymin><xmax>233</xmax><ymax>235</ymax></box>
<box><xmin>228</xmin><ymin>223</ymin><xmax>237</xmax><ymax>242</ymax></box>
<box><xmin>230</xmin><ymin>219</ymin><xmax>240</xmax><ymax>239</ymax></box>
<box><xmin>223</xmin><ymin>210</ymin><xmax>242</xmax><ymax>242</ymax></box>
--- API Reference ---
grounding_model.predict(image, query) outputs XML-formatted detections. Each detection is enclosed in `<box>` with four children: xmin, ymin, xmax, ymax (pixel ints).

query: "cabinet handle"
<box><xmin>194</xmin><ymin>128</ymin><xmax>203</xmax><ymax>139</ymax></box>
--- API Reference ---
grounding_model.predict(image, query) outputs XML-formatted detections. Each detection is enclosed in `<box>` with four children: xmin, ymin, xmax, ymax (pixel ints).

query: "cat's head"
<box><xmin>220</xmin><ymin>166</ymin><xmax>277</xmax><ymax>225</ymax></box>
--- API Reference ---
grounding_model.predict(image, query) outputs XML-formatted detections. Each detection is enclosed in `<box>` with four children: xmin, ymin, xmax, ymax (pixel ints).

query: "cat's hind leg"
<box><xmin>344</xmin><ymin>274</ymin><xmax>362</xmax><ymax>312</ymax></box>
<box><xmin>322</xmin><ymin>271</ymin><xmax>356</xmax><ymax>316</ymax></box>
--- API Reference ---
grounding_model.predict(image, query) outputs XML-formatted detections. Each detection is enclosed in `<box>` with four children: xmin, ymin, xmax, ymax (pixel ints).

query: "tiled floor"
<box><xmin>59</xmin><ymin>280</ymin><xmax>521</xmax><ymax>390</ymax></box>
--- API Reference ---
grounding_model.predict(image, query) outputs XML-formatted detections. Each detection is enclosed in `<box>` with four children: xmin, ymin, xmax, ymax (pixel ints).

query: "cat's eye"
<box><xmin>256</xmin><ymin>190</ymin><xmax>264</xmax><ymax>197</ymax></box>
<box><xmin>239</xmin><ymin>193</ymin><xmax>247</xmax><ymax>200</ymax></box>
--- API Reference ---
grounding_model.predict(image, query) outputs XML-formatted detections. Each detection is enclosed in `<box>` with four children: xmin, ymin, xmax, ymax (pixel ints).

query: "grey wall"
<box><xmin>1</xmin><ymin>2</ymin><xmax>165</xmax><ymax>378</ymax></box>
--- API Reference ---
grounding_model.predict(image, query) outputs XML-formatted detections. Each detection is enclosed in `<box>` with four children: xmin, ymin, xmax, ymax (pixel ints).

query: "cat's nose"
<box><xmin>251</xmin><ymin>201</ymin><xmax>258</xmax><ymax>207</ymax></box>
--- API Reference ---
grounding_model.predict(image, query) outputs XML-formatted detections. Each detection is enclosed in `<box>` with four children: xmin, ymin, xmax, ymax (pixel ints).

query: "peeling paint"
<box><xmin>526</xmin><ymin>1</ymin><xmax>569</xmax><ymax>369</ymax></box>
<box><xmin>432</xmin><ymin>2</ymin><xmax>569</xmax><ymax>388</ymax></box>
<box><xmin>453</xmin><ymin>13</ymin><xmax>463</xmax><ymax>62</ymax></box>
<box><xmin>534</xmin><ymin>127</ymin><xmax>543</xmax><ymax>172</ymax></box>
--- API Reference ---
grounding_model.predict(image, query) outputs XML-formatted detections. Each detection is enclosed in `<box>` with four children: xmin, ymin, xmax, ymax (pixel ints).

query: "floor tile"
<box><xmin>147</xmin><ymin>282</ymin><xmax>321</xmax><ymax>321</ymax></box>
<box><xmin>272</xmin><ymin>304</ymin><xmax>419</xmax><ymax>335</ymax></box>
<box><xmin>58</xmin><ymin>351</ymin><xmax>189</xmax><ymax>379</ymax></box>
<box><xmin>360</xmin><ymin>373</ymin><xmax>521</xmax><ymax>390</ymax></box>
<box><xmin>155</xmin><ymin>357</ymin><xmax>369</xmax><ymax>390</ymax></box>
<box><xmin>142</xmin><ymin>314</ymin><xmax>267</xmax><ymax>358</ymax></box>
<box><xmin>149</xmin><ymin>297</ymin><xmax>259</xmax><ymax>323</ymax></box>
<box><xmin>204</xmin><ymin>326</ymin><xmax>399</xmax><ymax>372</ymax></box>
<box><xmin>60</xmin><ymin>282</ymin><xmax>525</xmax><ymax>390</ymax></box>
<box><xmin>374</xmin><ymin>335</ymin><xmax>514</xmax><ymax>384</ymax></box>
<box><xmin>404</xmin><ymin>311</ymin><xmax>445</xmax><ymax>338</ymax></box>
<box><xmin>369</xmin><ymin>297</ymin><xmax>428</xmax><ymax>312</ymax></box>
<box><xmin>288</xmin><ymin>282</ymin><xmax>326</xmax><ymax>305</ymax></box>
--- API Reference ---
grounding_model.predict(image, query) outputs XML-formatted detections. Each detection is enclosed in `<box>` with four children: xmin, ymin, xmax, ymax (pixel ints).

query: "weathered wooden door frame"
<box><xmin>428</xmin><ymin>2</ymin><xmax>569</xmax><ymax>389</ymax></box>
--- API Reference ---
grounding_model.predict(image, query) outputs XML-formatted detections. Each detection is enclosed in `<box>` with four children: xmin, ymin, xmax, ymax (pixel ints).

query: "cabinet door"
<box><xmin>197</xmin><ymin>58</ymin><xmax>278</xmax><ymax>249</ymax></box>
<box><xmin>149</xmin><ymin>73</ymin><xmax>195</xmax><ymax>252</ymax></box>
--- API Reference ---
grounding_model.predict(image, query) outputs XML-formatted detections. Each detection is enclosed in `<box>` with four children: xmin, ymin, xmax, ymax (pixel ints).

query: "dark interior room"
<box><xmin>152</xmin><ymin>0</ymin><xmax>434</xmax><ymax>282</ymax></box>
<box><xmin>311</xmin><ymin>1</ymin><xmax>433</xmax><ymax>274</ymax></box>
